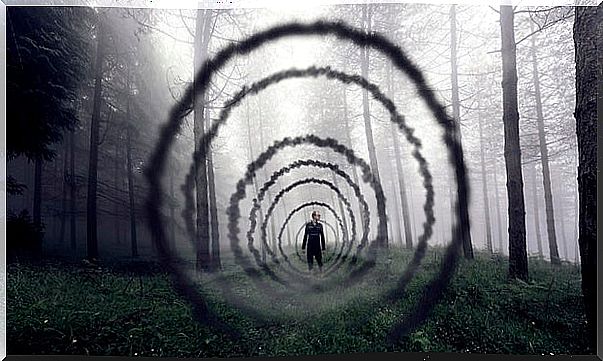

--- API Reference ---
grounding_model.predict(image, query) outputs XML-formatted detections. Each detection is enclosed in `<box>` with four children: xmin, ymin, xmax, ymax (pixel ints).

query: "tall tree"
<box><xmin>7</xmin><ymin>7</ymin><xmax>92</xmax><ymax>257</ymax></box>
<box><xmin>529</xmin><ymin>21</ymin><xmax>561</xmax><ymax>265</ymax></box>
<box><xmin>387</xmin><ymin>62</ymin><xmax>412</xmax><ymax>249</ymax></box>
<box><xmin>555</xmin><ymin>183</ymin><xmax>569</xmax><ymax>261</ymax></box>
<box><xmin>360</xmin><ymin>4</ymin><xmax>387</xmax><ymax>247</ymax></box>
<box><xmin>500</xmin><ymin>5</ymin><xmax>528</xmax><ymax>281</ymax></box>
<box><xmin>59</xmin><ymin>139</ymin><xmax>69</xmax><ymax>244</ymax></box>
<box><xmin>32</xmin><ymin>157</ymin><xmax>42</xmax><ymax>229</ymax></box>
<box><xmin>113</xmin><ymin>136</ymin><xmax>121</xmax><ymax>245</ymax></box>
<box><xmin>6</xmin><ymin>7</ymin><xmax>90</xmax><ymax>161</ymax></box>
<box><xmin>573</xmin><ymin>4</ymin><xmax>597</xmax><ymax>351</ymax></box>
<box><xmin>450</xmin><ymin>4</ymin><xmax>474</xmax><ymax>259</ymax></box>
<box><xmin>69</xmin><ymin>130</ymin><xmax>77</xmax><ymax>251</ymax></box>
<box><xmin>477</xmin><ymin>105</ymin><xmax>493</xmax><ymax>253</ymax></box>
<box><xmin>193</xmin><ymin>9</ymin><xmax>213</xmax><ymax>271</ymax></box>
<box><xmin>205</xmin><ymin>105</ymin><xmax>221</xmax><ymax>271</ymax></box>
<box><xmin>492</xmin><ymin>161</ymin><xmax>505</xmax><ymax>253</ymax></box>
<box><xmin>86</xmin><ymin>15</ymin><xmax>106</xmax><ymax>261</ymax></box>
<box><xmin>125</xmin><ymin>66</ymin><xmax>138</xmax><ymax>258</ymax></box>
<box><xmin>341</xmin><ymin>84</ymin><xmax>363</xmax><ymax>230</ymax></box>
<box><xmin>529</xmin><ymin>163</ymin><xmax>544</xmax><ymax>258</ymax></box>
<box><xmin>325</xmin><ymin>151</ymin><xmax>349</xmax><ymax>247</ymax></box>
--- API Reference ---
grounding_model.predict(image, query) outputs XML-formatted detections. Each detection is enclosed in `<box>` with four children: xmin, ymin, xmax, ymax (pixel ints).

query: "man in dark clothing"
<box><xmin>302</xmin><ymin>210</ymin><xmax>326</xmax><ymax>272</ymax></box>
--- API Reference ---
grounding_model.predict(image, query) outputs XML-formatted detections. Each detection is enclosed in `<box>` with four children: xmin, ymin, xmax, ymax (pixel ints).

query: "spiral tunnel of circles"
<box><xmin>145</xmin><ymin>20</ymin><xmax>470</xmax><ymax>344</ymax></box>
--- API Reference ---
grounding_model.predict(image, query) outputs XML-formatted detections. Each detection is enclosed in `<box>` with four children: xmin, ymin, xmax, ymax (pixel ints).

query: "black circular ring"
<box><xmin>145</xmin><ymin>20</ymin><xmax>469</xmax><ymax>344</ymax></box>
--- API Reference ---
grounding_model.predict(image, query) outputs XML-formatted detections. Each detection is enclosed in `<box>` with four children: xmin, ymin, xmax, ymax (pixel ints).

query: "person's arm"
<box><xmin>302</xmin><ymin>223</ymin><xmax>308</xmax><ymax>250</ymax></box>
<box><xmin>320</xmin><ymin>224</ymin><xmax>326</xmax><ymax>251</ymax></box>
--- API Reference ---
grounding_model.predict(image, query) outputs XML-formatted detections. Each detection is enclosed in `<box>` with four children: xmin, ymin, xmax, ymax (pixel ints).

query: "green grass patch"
<box><xmin>7</xmin><ymin>248</ymin><xmax>591</xmax><ymax>356</ymax></box>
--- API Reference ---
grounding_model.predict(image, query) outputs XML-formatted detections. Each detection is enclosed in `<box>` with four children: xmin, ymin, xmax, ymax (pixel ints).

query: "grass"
<box><xmin>7</xmin><ymin>247</ymin><xmax>591</xmax><ymax>357</ymax></box>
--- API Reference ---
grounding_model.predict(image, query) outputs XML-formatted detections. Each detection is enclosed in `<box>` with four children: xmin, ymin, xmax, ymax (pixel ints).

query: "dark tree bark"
<box><xmin>32</xmin><ymin>155</ymin><xmax>43</xmax><ymax>257</ymax></box>
<box><xmin>205</xmin><ymin>106</ymin><xmax>221</xmax><ymax>271</ymax></box>
<box><xmin>33</xmin><ymin>156</ymin><xmax>42</xmax><ymax>225</ymax></box>
<box><xmin>113</xmin><ymin>137</ymin><xmax>121</xmax><ymax>245</ymax></box>
<box><xmin>450</xmin><ymin>4</ymin><xmax>473</xmax><ymax>259</ymax></box>
<box><xmin>500</xmin><ymin>5</ymin><xmax>528</xmax><ymax>281</ymax></box>
<box><xmin>169</xmin><ymin>160</ymin><xmax>177</xmax><ymax>254</ymax></box>
<box><xmin>529</xmin><ymin>163</ymin><xmax>544</xmax><ymax>259</ymax></box>
<box><xmin>125</xmin><ymin>87</ymin><xmax>137</xmax><ymax>258</ymax></box>
<box><xmin>573</xmin><ymin>173</ymin><xmax>579</xmax><ymax>265</ymax></box>
<box><xmin>447</xmin><ymin>167</ymin><xmax>455</xmax><ymax>243</ymax></box>
<box><xmin>59</xmin><ymin>140</ymin><xmax>68</xmax><ymax>244</ymax></box>
<box><xmin>478</xmin><ymin>110</ymin><xmax>493</xmax><ymax>253</ymax></box>
<box><xmin>69</xmin><ymin>130</ymin><xmax>76</xmax><ymax>251</ymax></box>
<box><xmin>193</xmin><ymin>9</ymin><xmax>213</xmax><ymax>271</ymax></box>
<box><xmin>86</xmin><ymin>16</ymin><xmax>105</xmax><ymax>261</ymax></box>
<box><xmin>529</xmin><ymin>22</ymin><xmax>560</xmax><ymax>265</ymax></box>
<box><xmin>573</xmin><ymin>5</ymin><xmax>597</xmax><ymax>350</ymax></box>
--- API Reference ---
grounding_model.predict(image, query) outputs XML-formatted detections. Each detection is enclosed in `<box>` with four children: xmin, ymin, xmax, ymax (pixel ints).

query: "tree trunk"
<box><xmin>69</xmin><ymin>130</ymin><xmax>76</xmax><ymax>251</ymax></box>
<box><xmin>492</xmin><ymin>161</ymin><xmax>504</xmax><ymax>253</ymax></box>
<box><xmin>59</xmin><ymin>140</ymin><xmax>68</xmax><ymax>244</ymax></box>
<box><xmin>113</xmin><ymin>138</ymin><xmax>121</xmax><ymax>245</ymax></box>
<box><xmin>361</xmin><ymin>4</ymin><xmax>387</xmax><ymax>247</ymax></box>
<box><xmin>342</xmin><ymin>84</ymin><xmax>363</xmax><ymax>232</ymax></box>
<box><xmin>206</xmin><ymin>106</ymin><xmax>221</xmax><ymax>271</ymax></box>
<box><xmin>573</xmin><ymin>167</ymin><xmax>579</xmax><ymax>265</ymax></box>
<box><xmin>478</xmin><ymin>110</ymin><xmax>493</xmax><ymax>253</ymax></box>
<box><xmin>500</xmin><ymin>5</ymin><xmax>528</xmax><ymax>281</ymax></box>
<box><xmin>573</xmin><ymin>6</ymin><xmax>597</xmax><ymax>348</ymax></box>
<box><xmin>556</xmin><ymin>187</ymin><xmax>568</xmax><ymax>261</ymax></box>
<box><xmin>169</xmin><ymin>161</ymin><xmax>176</xmax><ymax>254</ymax></box>
<box><xmin>126</xmin><ymin>124</ymin><xmax>137</xmax><ymax>258</ymax></box>
<box><xmin>86</xmin><ymin>16</ymin><xmax>105</xmax><ymax>261</ymax></box>
<box><xmin>125</xmin><ymin>86</ymin><xmax>137</xmax><ymax>258</ymax></box>
<box><xmin>32</xmin><ymin>155</ymin><xmax>43</xmax><ymax>257</ymax></box>
<box><xmin>194</xmin><ymin>9</ymin><xmax>213</xmax><ymax>271</ymax></box>
<box><xmin>326</xmin><ymin>151</ymin><xmax>349</xmax><ymax>245</ymax></box>
<box><xmin>389</xmin><ymin>175</ymin><xmax>402</xmax><ymax>247</ymax></box>
<box><xmin>387</xmin><ymin>62</ymin><xmax>412</xmax><ymax>248</ymax></box>
<box><xmin>447</xmin><ymin>167</ymin><xmax>455</xmax><ymax>246</ymax></box>
<box><xmin>407</xmin><ymin>177</ymin><xmax>417</xmax><ymax>242</ymax></box>
<box><xmin>529</xmin><ymin>163</ymin><xmax>544</xmax><ymax>259</ymax></box>
<box><xmin>530</xmin><ymin>21</ymin><xmax>560</xmax><ymax>265</ymax></box>
<box><xmin>450</xmin><ymin>4</ymin><xmax>473</xmax><ymax>259</ymax></box>
<box><xmin>281</xmin><ymin>197</ymin><xmax>292</xmax><ymax>248</ymax></box>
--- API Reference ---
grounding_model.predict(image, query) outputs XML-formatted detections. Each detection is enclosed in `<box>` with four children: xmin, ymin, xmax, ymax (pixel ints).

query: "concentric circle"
<box><xmin>144</xmin><ymin>20</ymin><xmax>470</xmax><ymax>344</ymax></box>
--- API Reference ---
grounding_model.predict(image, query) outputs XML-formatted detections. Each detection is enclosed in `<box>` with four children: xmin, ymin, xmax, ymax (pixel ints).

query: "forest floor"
<box><xmin>7</xmin><ymin>247</ymin><xmax>592</xmax><ymax>357</ymax></box>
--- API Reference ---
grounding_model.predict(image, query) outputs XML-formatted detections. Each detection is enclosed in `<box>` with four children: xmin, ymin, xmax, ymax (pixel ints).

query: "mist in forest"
<box><xmin>5</xmin><ymin>2</ymin><xmax>598</xmax><ymax>356</ymax></box>
<box><xmin>7</xmin><ymin>4</ymin><xmax>580</xmax><ymax>262</ymax></box>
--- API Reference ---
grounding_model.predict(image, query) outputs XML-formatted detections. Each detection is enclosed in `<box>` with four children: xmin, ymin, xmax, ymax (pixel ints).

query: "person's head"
<box><xmin>311</xmin><ymin>210</ymin><xmax>321</xmax><ymax>221</ymax></box>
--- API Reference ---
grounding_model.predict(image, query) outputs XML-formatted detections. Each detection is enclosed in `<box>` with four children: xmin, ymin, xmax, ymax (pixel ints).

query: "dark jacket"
<box><xmin>302</xmin><ymin>221</ymin><xmax>325</xmax><ymax>252</ymax></box>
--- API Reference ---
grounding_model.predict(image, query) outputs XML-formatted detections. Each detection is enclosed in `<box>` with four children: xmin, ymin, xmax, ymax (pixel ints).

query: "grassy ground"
<box><xmin>7</xmin><ymin>247</ymin><xmax>591</xmax><ymax>357</ymax></box>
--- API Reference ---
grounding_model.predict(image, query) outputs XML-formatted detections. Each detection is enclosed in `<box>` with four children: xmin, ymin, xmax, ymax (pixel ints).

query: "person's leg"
<box><xmin>307</xmin><ymin>249</ymin><xmax>313</xmax><ymax>271</ymax></box>
<box><xmin>316</xmin><ymin>251</ymin><xmax>323</xmax><ymax>272</ymax></box>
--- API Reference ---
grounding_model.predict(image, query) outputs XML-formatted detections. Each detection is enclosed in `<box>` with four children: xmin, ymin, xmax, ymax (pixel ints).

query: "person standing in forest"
<box><xmin>302</xmin><ymin>210</ymin><xmax>326</xmax><ymax>273</ymax></box>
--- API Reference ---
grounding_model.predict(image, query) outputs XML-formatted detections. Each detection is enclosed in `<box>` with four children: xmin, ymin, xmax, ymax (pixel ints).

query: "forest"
<box><xmin>5</xmin><ymin>2</ymin><xmax>599</xmax><ymax>357</ymax></box>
